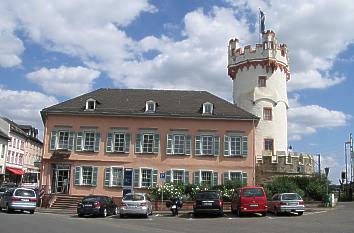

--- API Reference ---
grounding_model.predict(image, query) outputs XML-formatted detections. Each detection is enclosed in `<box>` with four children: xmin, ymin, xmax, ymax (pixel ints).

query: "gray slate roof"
<box><xmin>41</xmin><ymin>88</ymin><xmax>258</xmax><ymax>121</ymax></box>
<box><xmin>0</xmin><ymin>130</ymin><xmax>10</xmax><ymax>140</ymax></box>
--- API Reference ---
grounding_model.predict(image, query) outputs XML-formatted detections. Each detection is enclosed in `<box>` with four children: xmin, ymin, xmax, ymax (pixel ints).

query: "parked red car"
<box><xmin>231</xmin><ymin>186</ymin><xmax>268</xmax><ymax>217</ymax></box>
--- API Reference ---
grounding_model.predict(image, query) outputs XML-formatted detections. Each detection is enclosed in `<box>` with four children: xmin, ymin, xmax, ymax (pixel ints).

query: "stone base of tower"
<box><xmin>255</xmin><ymin>151</ymin><xmax>315</xmax><ymax>184</ymax></box>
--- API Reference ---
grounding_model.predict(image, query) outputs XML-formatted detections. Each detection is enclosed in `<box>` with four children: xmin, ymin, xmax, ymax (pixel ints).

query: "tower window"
<box><xmin>203</xmin><ymin>102</ymin><xmax>213</xmax><ymax>115</ymax></box>
<box><xmin>263</xmin><ymin>108</ymin><xmax>272</xmax><ymax>121</ymax></box>
<box><xmin>264</xmin><ymin>139</ymin><xmax>274</xmax><ymax>154</ymax></box>
<box><xmin>258</xmin><ymin>76</ymin><xmax>266</xmax><ymax>87</ymax></box>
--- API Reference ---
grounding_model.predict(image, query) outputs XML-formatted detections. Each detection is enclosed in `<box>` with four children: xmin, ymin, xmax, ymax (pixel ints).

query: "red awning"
<box><xmin>6</xmin><ymin>167</ymin><xmax>25</xmax><ymax>175</ymax></box>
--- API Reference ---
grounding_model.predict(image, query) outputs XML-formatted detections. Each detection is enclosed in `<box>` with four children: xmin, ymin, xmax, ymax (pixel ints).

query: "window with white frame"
<box><xmin>82</xmin><ymin>166</ymin><xmax>93</xmax><ymax>185</ymax></box>
<box><xmin>85</xmin><ymin>98</ymin><xmax>96</xmax><ymax>111</ymax></box>
<box><xmin>201</xmin><ymin>171</ymin><xmax>212</xmax><ymax>187</ymax></box>
<box><xmin>173</xmin><ymin>170</ymin><xmax>184</xmax><ymax>184</ymax></box>
<box><xmin>141</xmin><ymin>168</ymin><xmax>152</xmax><ymax>187</ymax></box>
<box><xmin>166</xmin><ymin>133</ymin><xmax>192</xmax><ymax>156</ymax></box>
<box><xmin>114</xmin><ymin>133</ymin><xmax>125</xmax><ymax>152</ymax></box>
<box><xmin>1</xmin><ymin>144</ymin><xmax>5</xmax><ymax>158</ymax></box>
<box><xmin>76</xmin><ymin>131</ymin><xmax>100</xmax><ymax>152</ymax></box>
<box><xmin>104</xmin><ymin>167</ymin><xmax>123</xmax><ymax>187</ymax></box>
<box><xmin>83</xmin><ymin>131</ymin><xmax>95</xmax><ymax>151</ymax></box>
<box><xmin>224</xmin><ymin>135</ymin><xmax>248</xmax><ymax>157</ymax></box>
<box><xmin>202</xmin><ymin>102</ymin><xmax>213</xmax><ymax>115</ymax></box>
<box><xmin>50</xmin><ymin>130</ymin><xmax>74</xmax><ymax>151</ymax></box>
<box><xmin>106</xmin><ymin>131</ymin><xmax>130</xmax><ymax>153</ymax></box>
<box><xmin>135</xmin><ymin>132</ymin><xmax>160</xmax><ymax>154</ymax></box>
<box><xmin>223</xmin><ymin>171</ymin><xmax>247</xmax><ymax>185</ymax></box>
<box><xmin>195</xmin><ymin>135</ymin><xmax>220</xmax><ymax>156</ymax></box>
<box><xmin>145</xmin><ymin>100</ymin><xmax>156</xmax><ymax>113</ymax></box>
<box><xmin>74</xmin><ymin>166</ymin><xmax>98</xmax><ymax>186</ymax></box>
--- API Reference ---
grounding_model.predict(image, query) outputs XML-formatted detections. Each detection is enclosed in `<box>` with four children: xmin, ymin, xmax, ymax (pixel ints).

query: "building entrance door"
<box><xmin>52</xmin><ymin>165</ymin><xmax>70</xmax><ymax>194</ymax></box>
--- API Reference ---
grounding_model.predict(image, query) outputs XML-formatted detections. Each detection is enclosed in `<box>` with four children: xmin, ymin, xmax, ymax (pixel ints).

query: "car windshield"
<box><xmin>196</xmin><ymin>192</ymin><xmax>219</xmax><ymax>199</ymax></box>
<box><xmin>123</xmin><ymin>194</ymin><xmax>144</xmax><ymax>201</ymax></box>
<box><xmin>242</xmin><ymin>188</ymin><xmax>264</xmax><ymax>197</ymax></box>
<box><xmin>14</xmin><ymin>189</ymin><xmax>36</xmax><ymax>197</ymax></box>
<box><xmin>282</xmin><ymin>194</ymin><xmax>302</xmax><ymax>200</ymax></box>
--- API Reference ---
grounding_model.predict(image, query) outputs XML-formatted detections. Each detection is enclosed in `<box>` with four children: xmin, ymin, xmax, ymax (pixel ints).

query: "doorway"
<box><xmin>52</xmin><ymin>165</ymin><xmax>70</xmax><ymax>194</ymax></box>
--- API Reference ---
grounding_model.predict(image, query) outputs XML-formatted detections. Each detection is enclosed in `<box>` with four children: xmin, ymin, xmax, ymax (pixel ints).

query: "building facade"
<box><xmin>40</xmin><ymin>89</ymin><xmax>258</xmax><ymax>197</ymax></box>
<box><xmin>0</xmin><ymin>131</ymin><xmax>10</xmax><ymax>183</ymax></box>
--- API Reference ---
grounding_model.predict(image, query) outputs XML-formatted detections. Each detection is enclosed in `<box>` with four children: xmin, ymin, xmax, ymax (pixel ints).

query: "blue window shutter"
<box><xmin>104</xmin><ymin>168</ymin><xmax>111</xmax><ymax>187</ymax></box>
<box><xmin>94</xmin><ymin>132</ymin><xmax>100</xmax><ymax>152</ymax></box>
<box><xmin>224</xmin><ymin>135</ymin><xmax>230</xmax><ymax>156</ymax></box>
<box><xmin>185</xmin><ymin>135</ymin><xmax>192</xmax><ymax>155</ymax></box>
<box><xmin>195</xmin><ymin>136</ymin><xmax>201</xmax><ymax>156</ymax></box>
<box><xmin>166</xmin><ymin>134</ymin><xmax>173</xmax><ymax>155</ymax></box>
<box><xmin>135</xmin><ymin>134</ymin><xmax>142</xmax><ymax>153</ymax></box>
<box><xmin>68</xmin><ymin>131</ymin><xmax>74</xmax><ymax>151</ymax></box>
<box><xmin>50</xmin><ymin>131</ymin><xmax>57</xmax><ymax>150</ymax></box>
<box><xmin>74</xmin><ymin>167</ymin><xmax>81</xmax><ymax>186</ymax></box>
<box><xmin>152</xmin><ymin>169</ymin><xmax>158</xmax><ymax>187</ymax></box>
<box><xmin>194</xmin><ymin>171</ymin><xmax>200</xmax><ymax>185</ymax></box>
<box><xmin>166</xmin><ymin>170</ymin><xmax>171</xmax><ymax>183</ymax></box>
<box><xmin>76</xmin><ymin>132</ymin><xmax>83</xmax><ymax>151</ymax></box>
<box><xmin>214</xmin><ymin>136</ymin><xmax>220</xmax><ymax>156</ymax></box>
<box><xmin>92</xmin><ymin>167</ymin><xmax>98</xmax><ymax>186</ymax></box>
<box><xmin>106</xmin><ymin>133</ymin><xmax>113</xmax><ymax>152</ymax></box>
<box><xmin>242</xmin><ymin>172</ymin><xmax>248</xmax><ymax>186</ymax></box>
<box><xmin>184</xmin><ymin>171</ymin><xmax>189</xmax><ymax>185</ymax></box>
<box><xmin>117</xmin><ymin>168</ymin><xmax>123</xmax><ymax>186</ymax></box>
<box><xmin>212</xmin><ymin>172</ymin><xmax>218</xmax><ymax>187</ymax></box>
<box><xmin>154</xmin><ymin>134</ymin><xmax>160</xmax><ymax>154</ymax></box>
<box><xmin>124</xmin><ymin>133</ymin><xmax>131</xmax><ymax>153</ymax></box>
<box><xmin>133</xmin><ymin>169</ymin><xmax>140</xmax><ymax>188</ymax></box>
<box><xmin>242</xmin><ymin>136</ymin><xmax>248</xmax><ymax>157</ymax></box>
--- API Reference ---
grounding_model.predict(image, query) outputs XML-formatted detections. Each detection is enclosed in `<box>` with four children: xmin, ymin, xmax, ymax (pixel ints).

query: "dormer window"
<box><xmin>85</xmin><ymin>98</ymin><xmax>96</xmax><ymax>111</ymax></box>
<box><xmin>145</xmin><ymin>100</ymin><xmax>156</xmax><ymax>113</ymax></box>
<box><xmin>203</xmin><ymin>102</ymin><xmax>213</xmax><ymax>115</ymax></box>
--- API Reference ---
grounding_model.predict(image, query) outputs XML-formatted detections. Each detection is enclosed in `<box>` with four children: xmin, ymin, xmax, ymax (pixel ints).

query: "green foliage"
<box><xmin>265</xmin><ymin>175</ymin><xmax>329</xmax><ymax>201</ymax></box>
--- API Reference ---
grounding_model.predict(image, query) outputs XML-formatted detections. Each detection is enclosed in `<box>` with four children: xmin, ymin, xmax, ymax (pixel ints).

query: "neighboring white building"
<box><xmin>0</xmin><ymin>130</ymin><xmax>10</xmax><ymax>183</ymax></box>
<box><xmin>227</xmin><ymin>30</ymin><xmax>290</xmax><ymax>163</ymax></box>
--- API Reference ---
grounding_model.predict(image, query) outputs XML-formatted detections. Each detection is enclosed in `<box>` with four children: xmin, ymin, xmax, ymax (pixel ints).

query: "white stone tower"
<box><xmin>227</xmin><ymin>30</ymin><xmax>290</xmax><ymax>162</ymax></box>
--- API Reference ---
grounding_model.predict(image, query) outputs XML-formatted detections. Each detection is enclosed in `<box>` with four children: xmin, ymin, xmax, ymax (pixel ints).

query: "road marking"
<box><xmin>303</xmin><ymin>211</ymin><xmax>327</xmax><ymax>215</ymax></box>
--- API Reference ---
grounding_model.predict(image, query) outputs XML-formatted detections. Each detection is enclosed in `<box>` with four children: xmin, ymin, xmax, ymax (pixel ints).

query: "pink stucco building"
<box><xmin>40</xmin><ymin>89</ymin><xmax>258</xmax><ymax>198</ymax></box>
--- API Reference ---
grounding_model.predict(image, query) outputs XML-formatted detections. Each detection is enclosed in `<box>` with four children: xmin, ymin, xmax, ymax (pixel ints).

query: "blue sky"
<box><xmin>0</xmin><ymin>0</ymin><xmax>353</xmax><ymax>182</ymax></box>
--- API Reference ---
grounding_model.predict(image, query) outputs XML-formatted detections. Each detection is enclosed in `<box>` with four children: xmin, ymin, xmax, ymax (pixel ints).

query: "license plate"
<box><xmin>249</xmin><ymin>204</ymin><xmax>258</xmax><ymax>207</ymax></box>
<box><xmin>21</xmin><ymin>199</ymin><xmax>29</xmax><ymax>202</ymax></box>
<box><xmin>203</xmin><ymin>203</ymin><xmax>212</xmax><ymax>206</ymax></box>
<box><xmin>84</xmin><ymin>204</ymin><xmax>92</xmax><ymax>207</ymax></box>
<box><xmin>172</xmin><ymin>205</ymin><xmax>177</xmax><ymax>209</ymax></box>
<box><xmin>289</xmin><ymin>202</ymin><xmax>298</xmax><ymax>206</ymax></box>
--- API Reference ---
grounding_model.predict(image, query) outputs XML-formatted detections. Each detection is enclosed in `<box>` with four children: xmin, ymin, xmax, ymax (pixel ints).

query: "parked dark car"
<box><xmin>193</xmin><ymin>190</ymin><xmax>223</xmax><ymax>217</ymax></box>
<box><xmin>268</xmin><ymin>193</ymin><xmax>305</xmax><ymax>216</ymax></box>
<box><xmin>231</xmin><ymin>186</ymin><xmax>268</xmax><ymax>217</ymax></box>
<box><xmin>0</xmin><ymin>188</ymin><xmax>37</xmax><ymax>214</ymax></box>
<box><xmin>77</xmin><ymin>195</ymin><xmax>118</xmax><ymax>217</ymax></box>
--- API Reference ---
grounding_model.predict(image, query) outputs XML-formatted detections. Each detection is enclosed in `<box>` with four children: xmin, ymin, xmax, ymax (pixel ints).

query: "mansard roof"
<box><xmin>41</xmin><ymin>88</ymin><xmax>258</xmax><ymax>122</ymax></box>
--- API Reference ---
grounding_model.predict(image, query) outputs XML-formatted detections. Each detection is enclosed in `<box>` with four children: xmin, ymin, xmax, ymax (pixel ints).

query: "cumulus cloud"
<box><xmin>26</xmin><ymin>66</ymin><xmax>101</xmax><ymax>98</ymax></box>
<box><xmin>288</xmin><ymin>96</ymin><xmax>350</xmax><ymax>141</ymax></box>
<box><xmin>0</xmin><ymin>88</ymin><xmax>58</xmax><ymax>137</ymax></box>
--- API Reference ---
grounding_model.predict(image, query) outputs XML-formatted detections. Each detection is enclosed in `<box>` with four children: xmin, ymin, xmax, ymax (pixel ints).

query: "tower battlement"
<box><xmin>228</xmin><ymin>30</ymin><xmax>290</xmax><ymax>80</ymax></box>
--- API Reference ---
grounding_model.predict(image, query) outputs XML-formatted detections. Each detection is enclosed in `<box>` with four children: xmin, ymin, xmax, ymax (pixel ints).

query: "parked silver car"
<box><xmin>268</xmin><ymin>193</ymin><xmax>305</xmax><ymax>216</ymax></box>
<box><xmin>119</xmin><ymin>193</ymin><xmax>153</xmax><ymax>218</ymax></box>
<box><xmin>0</xmin><ymin>188</ymin><xmax>37</xmax><ymax>214</ymax></box>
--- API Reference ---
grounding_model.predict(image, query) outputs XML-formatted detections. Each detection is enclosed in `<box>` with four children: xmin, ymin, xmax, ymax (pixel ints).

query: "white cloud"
<box><xmin>26</xmin><ymin>66</ymin><xmax>101</xmax><ymax>98</ymax></box>
<box><xmin>0</xmin><ymin>88</ymin><xmax>58</xmax><ymax>137</ymax></box>
<box><xmin>288</xmin><ymin>96</ymin><xmax>350</xmax><ymax>141</ymax></box>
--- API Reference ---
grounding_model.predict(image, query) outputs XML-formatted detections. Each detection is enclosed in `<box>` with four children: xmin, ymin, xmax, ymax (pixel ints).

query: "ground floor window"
<box><xmin>74</xmin><ymin>166</ymin><xmax>98</xmax><ymax>186</ymax></box>
<box><xmin>201</xmin><ymin>171</ymin><xmax>212</xmax><ymax>186</ymax></box>
<box><xmin>173</xmin><ymin>170</ymin><xmax>184</xmax><ymax>184</ymax></box>
<box><xmin>194</xmin><ymin>170</ymin><xmax>218</xmax><ymax>187</ymax></box>
<box><xmin>141</xmin><ymin>168</ymin><xmax>152</xmax><ymax>187</ymax></box>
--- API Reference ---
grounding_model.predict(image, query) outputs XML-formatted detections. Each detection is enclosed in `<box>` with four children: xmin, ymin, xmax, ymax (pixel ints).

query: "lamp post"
<box><xmin>325</xmin><ymin>167</ymin><xmax>330</xmax><ymax>196</ymax></box>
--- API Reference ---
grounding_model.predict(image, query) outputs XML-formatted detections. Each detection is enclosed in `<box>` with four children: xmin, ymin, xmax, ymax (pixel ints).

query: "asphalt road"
<box><xmin>1</xmin><ymin>203</ymin><xmax>354</xmax><ymax>233</ymax></box>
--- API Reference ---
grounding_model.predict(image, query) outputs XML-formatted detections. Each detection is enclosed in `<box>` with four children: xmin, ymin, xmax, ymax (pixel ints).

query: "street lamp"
<box><xmin>325</xmin><ymin>167</ymin><xmax>330</xmax><ymax>206</ymax></box>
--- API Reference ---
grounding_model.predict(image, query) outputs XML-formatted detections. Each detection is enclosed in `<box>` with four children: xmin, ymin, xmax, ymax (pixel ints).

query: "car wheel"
<box><xmin>102</xmin><ymin>208</ymin><xmax>107</xmax><ymax>217</ymax></box>
<box><xmin>236</xmin><ymin>208</ymin><xmax>242</xmax><ymax>217</ymax></box>
<box><xmin>120</xmin><ymin>214</ymin><xmax>125</xmax><ymax>218</ymax></box>
<box><xmin>29</xmin><ymin>210</ymin><xmax>35</xmax><ymax>214</ymax></box>
<box><xmin>274</xmin><ymin>207</ymin><xmax>279</xmax><ymax>216</ymax></box>
<box><xmin>78</xmin><ymin>213</ymin><xmax>84</xmax><ymax>217</ymax></box>
<box><xmin>261</xmin><ymin>212</ymin><xmax>266</xmax><ymax>217</ymax></box>
<box><xmin>297</xmin><ymin>212</ymin><xmax>303</xmax><ymax>216</ymax></box>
